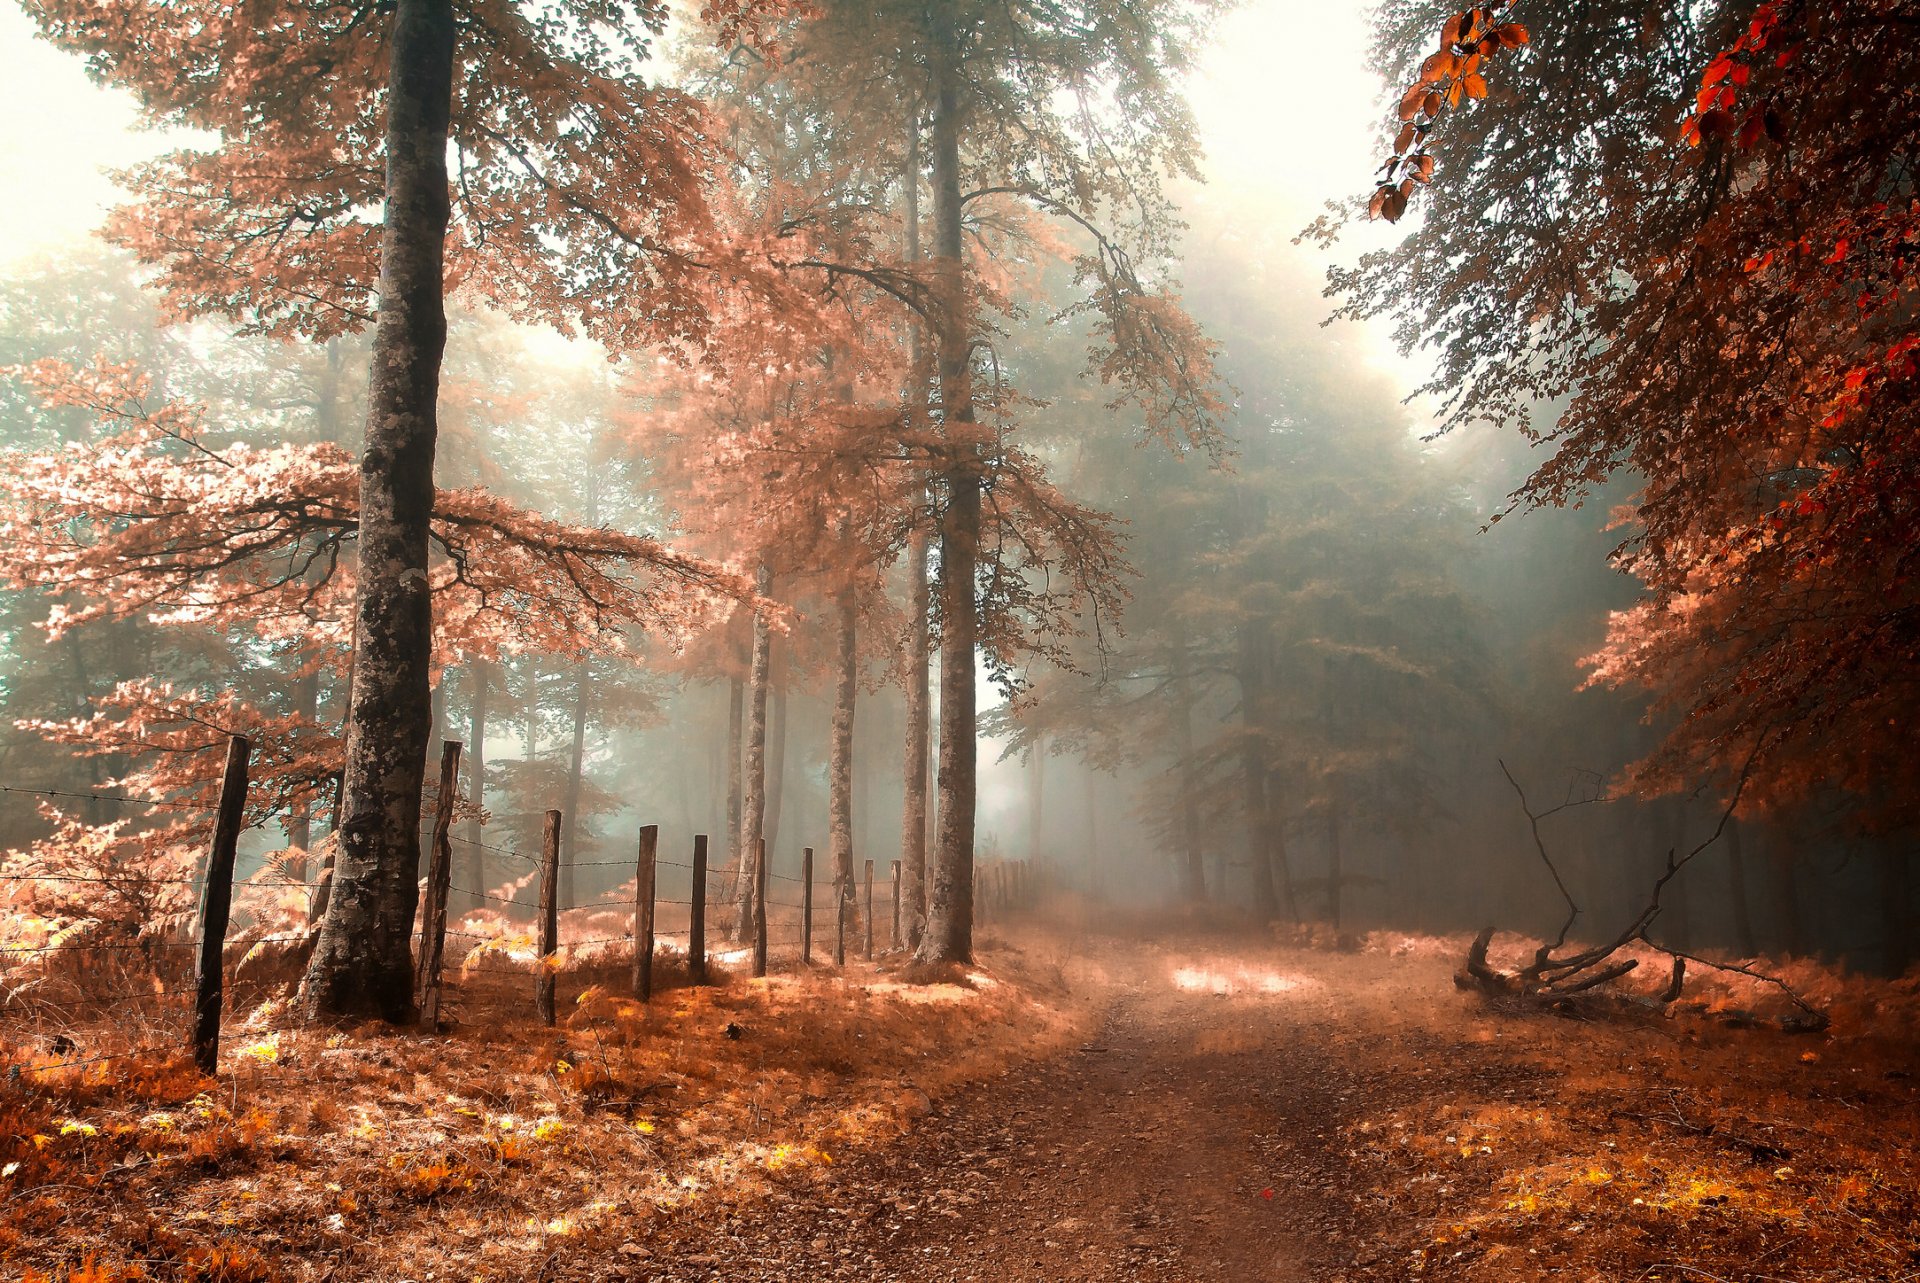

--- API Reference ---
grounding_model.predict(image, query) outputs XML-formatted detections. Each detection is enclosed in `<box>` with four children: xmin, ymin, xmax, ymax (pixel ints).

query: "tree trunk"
<box><xmin>899</xmin><ymin>117</ymin><xmax>932</xmax><ymax>950</ymax></box>
<box><xmin>285</xmin><ymin>662</ymin><xmax>318</xmax><ymax>879</ymax></box>
<box><xmin>765</xmin><ymin>684</ymin><xmax>788</xmax><ymax>856</ymax></box>
<box><xmin>736</xmin><ymin>565</ymin><xmax>772</xmax><ymax>942</ymax></box>
<box><xmin>562</xmin><ymin>661</ymin><xmax>589</xmax><ymax>911</ymax></box>
<box><xmin>915</xmin><ymin>14</ymin><xmax>978</xmax><ymax>967</ymax></box>
<box><xmin>725</xmin><ymin>675</ymin><xmax>744</xmax><ymax>872</ymax></box>
<box><xmin>302</xmin><ymin>0</ymin><xmax>454</xmax><ymax>1024</ymax></box>
<box><xmin>461</xmin><ymin>658</ymin><xmax>489</xmax><ymax>911</ymax></box>
<box><xmin>901</xmin><ymin>522</ymin><xmax>932</xmax><ymax>946</ymax></box>
<box><xmin>829</xmin><ymin>588</ymin><xmax>858</xmax><ymax>940</ymax></box>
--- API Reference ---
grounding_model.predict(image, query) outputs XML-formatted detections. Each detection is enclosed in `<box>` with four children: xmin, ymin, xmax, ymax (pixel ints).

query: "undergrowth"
<box><xmin>0</xmin><ymin>939</ymin><xmax>1088</xmax><ymax>1282</ymax></box>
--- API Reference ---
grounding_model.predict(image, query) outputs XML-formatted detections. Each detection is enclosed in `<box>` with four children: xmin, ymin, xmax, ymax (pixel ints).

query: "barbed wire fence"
<box><xmin>0</xmin><ymin>736</ymin><xmax>1043</xmax><ymax>1080</ymax></box>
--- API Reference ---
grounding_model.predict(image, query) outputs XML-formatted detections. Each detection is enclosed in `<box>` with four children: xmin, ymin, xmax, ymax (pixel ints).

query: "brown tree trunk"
<box><xmin>562</xmin><ymin>661</ymin><xmax>589</xmax><ymax>911</ymax></box>
<box><xmin>765</xmin><ymin>684</ymin><xmax>788</xmax><ymax>856</ymax></box>
<box><xmin>899</xmin><ymin>115</ymin><xmax>933</xmax><ymax>951</ymax></box>
<box><xmin>915</xmin><ymin>14</ymin><xmax>978</xmax><ymax>967</ymax></box>
<box><xmin>725</xmin><ymin>675</ymin><xmax>744</xmax><ymax>872</ymax></box>
<box><xmin>285</xmin><ymin>662</ymin><xmax>318</xmax><ymax>879</ymax></box>
<box><xmin>736</xmin><ymin>565</ymin><xmax>772</xmax><ymax>942</ymax></box>
<box><xmin>461</xmin><ymin>658</ymin><xmax>489</xmax><ymax>911</ymax></box>
<box><xmin>900</xmin><ymin>522</ymin><xmax>932</xmax><ymax>946</ymax></box>
<box><xmin>829</xmin><ymin>587</ymin><xmax>858</xmax><ymax>939</ymax></box>
<box><xmin>302</xmin><ymin>0</ymin><xmax>454</xmax><ymax>1024</ymax></box>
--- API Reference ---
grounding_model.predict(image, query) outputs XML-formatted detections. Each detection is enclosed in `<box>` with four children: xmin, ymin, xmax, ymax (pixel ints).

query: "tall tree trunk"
<box><xmin>736</xmin><ymin>565</ymin><xmax>772</xmax><ymax>942</ymax></box>
<box><xmin>302</xmin><ymin>0</ymin><xmax>454</xmax><ymax>1023</ymax></box>
<box><xmin>829</xmin><ymin>588</ymin><xmax>858</xmax><ymax>940</ymax></box>
<box><xmin>725</xmin><ymin>675</ymin><xmax>744</xmax><ymax>872</ymax></box>
<box><xmin>562</xmin><ymin>661</ymin><xmax>589</xmax><ymax>911</ymax></box>
<box><xmin>765</xmin><ymin>684</ymin><xmax>788</xmax><ymax>857</ymax></box>
<box><xmin>916</xmin><ymin>11</ymin><xmax>979</xmax><ymax>967</ymax></box>
<box><xmin>461</xmin><ymin>658</ymin><xmax>489</xmax><ymax>911</ymax></box>
<box><xmin>901</xmin><ymin>522</ymin><xmax>932</xmax><ymax>945</ymax></box>
<box><xmin>285</xmin><ymin>662</ymin><xmax>319</xmax><ymax>879</ymax></box>
<box><xmin>899</xmin><ymin>114</ymin><xmax>933</xmax><ymax>951</ymax></box>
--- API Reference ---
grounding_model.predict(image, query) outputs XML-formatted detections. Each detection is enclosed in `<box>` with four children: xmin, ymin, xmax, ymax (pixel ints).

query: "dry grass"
<box><xmin>0</xmin><ymin>940</ymin><xmax>1092</xmax><ymax>1282</ymax></box>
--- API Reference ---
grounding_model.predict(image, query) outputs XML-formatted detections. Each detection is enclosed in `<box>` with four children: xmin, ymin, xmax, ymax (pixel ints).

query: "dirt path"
<box><xmin>601</xmin><ymin>935</ymin><xmax>1419</xmax><ymax>1282</ymax></box>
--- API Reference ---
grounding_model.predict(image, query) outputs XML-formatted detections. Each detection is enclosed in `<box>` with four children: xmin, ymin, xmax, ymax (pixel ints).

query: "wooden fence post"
<box><xmin>535</xmin><ymin>808</ymin><xmax>561</xmax><ymax>1026</ymax></box>
<box><xmin>191</xmin><ymin>734</ymin><xmax>250</xmax><ymax>1075</ymax></box>
<box><xmin>415</xmin><ymin>740</ymin><xmax>462</xmax><ymax>1029</ymax></box>
<box><xmin>752</xmin><ymin>837</ymin><xmax>769</xmax><ymax>978</ymax></box>
<box><xmin>800</xmin><ymin>846</ymin><xmax>814</xmax><ymax>965</ymax></box>
<box><xmin>890</xmin><ymin>859</ymin><xmax>902</xmax><ymax>951</ymax></box>
<box><xmin>633</xmin><ymin>824</ymin><xmax>657</xmax><ymax>1001</ymax></box>
<box><xmin>862</xmin><ymin>859</ymin><xmax>875</xmax><ymax>961</ymax></box>
<box><xmin>689</xmin><ymin>833</ymin><xmax>708</xmax><ymax>985</ymax></box>
<box><xmin>833</xmin><ymin>865</ymin><xmax>847</xmax><ymax>967</ymax></box>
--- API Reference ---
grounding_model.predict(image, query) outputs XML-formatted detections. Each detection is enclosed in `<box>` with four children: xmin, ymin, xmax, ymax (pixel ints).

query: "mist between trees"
<box><xmin>1</xmin><ymin>0</ymin><xmax>1914</xmax><ymax>1014</ymax></box>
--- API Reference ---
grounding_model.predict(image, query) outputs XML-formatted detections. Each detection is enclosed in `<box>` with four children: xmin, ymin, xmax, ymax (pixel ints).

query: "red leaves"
<box><xmin>1370</xmin><ymin>1</ymin><xmax>1526</xmax><ymax>219</ymax></box>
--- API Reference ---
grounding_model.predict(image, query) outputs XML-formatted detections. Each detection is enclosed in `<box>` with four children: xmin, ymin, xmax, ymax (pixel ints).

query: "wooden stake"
<box><xmin>689</xmin><ymin>833</ymin><xmax>708</xmax><ymax>985</ymax></box>
<box><xmin>752</xmin><ymin>837</ymin><xmax>769</xmax><ymax>978</ymax></box>
<box><xmin>800</xmin><ymin>846</ymin><xmax>814</xmax><ymax>965</ymax></box>
<box><xmin>862</xmin><ymin>859</ymin><xmax>875</xmax><ymax>961</ymax></box>
<box><xmin>191</xmin><ymin>735</ymin><xmax>249</xmax><ymax>1075</ymax></box>
<box><xmin>633</xmin><ymin>824</ymin><xmax>657</xmax><ymax>1001</ymax></box>
<box><xmin>415</xmin><ymin>739</ymin><xmax>462</xmax><ymax>1028</ymax></box>
<box><xmin>535</xmin><ymin>808</ymin><xmax>561</xmax><ymax>1026</ymax></box>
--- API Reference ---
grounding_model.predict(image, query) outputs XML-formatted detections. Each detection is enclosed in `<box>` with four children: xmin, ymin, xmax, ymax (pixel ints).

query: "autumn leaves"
<box><xmin>1373</xmin><ymin>5</ymin><xmax>1528</xmax><ymax>223</ymax></box>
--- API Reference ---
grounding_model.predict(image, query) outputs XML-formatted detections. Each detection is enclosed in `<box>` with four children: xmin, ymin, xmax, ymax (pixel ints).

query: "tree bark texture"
<box><xmin>562</xmin><ymin>661</ymin><xmax>589</xmax><ymax>910</ymax></box>
<box><xmin>916</xmin><ymin>10</ymin><xmax>979</xmax><ymax>967</ymax></box>
<box><xmin>302</xmin><ymin>0</ymin><xmax>454</xmax><ymax>1024</ymax></box>
<box><xmin>461</xmin><ymin>658</ymin><xmax>488</xmax><ymax>912</ymax></box>
<box><xmin>736</xmin><ymin>565</ymin><xmax>773</xmax><ymax>942</ymax></box>
<box><xmin>829</xmin><ymin>587</ymin><xmax>858</xmax><ymax>943</ymax></box>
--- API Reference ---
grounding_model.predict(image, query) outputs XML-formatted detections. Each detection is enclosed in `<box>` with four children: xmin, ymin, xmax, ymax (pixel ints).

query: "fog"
<box><xmin>0</xmin><ymin>0</ymin><xmax>1910</xmax><ymax>983</ymax></box>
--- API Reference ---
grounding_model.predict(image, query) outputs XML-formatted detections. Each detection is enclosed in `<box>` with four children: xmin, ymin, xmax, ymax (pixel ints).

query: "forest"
<box><xmin>0</xmin><ymin>0</ymin><xmax>1916</xmax><ymax>1279</ymax></box>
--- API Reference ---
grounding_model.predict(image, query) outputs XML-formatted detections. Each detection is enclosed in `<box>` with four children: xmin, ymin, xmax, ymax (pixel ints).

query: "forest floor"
<box><xmin>6</xmin><ymin>910</ymin><xmax>1920</xmax><ymax>1282</ymax></box>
